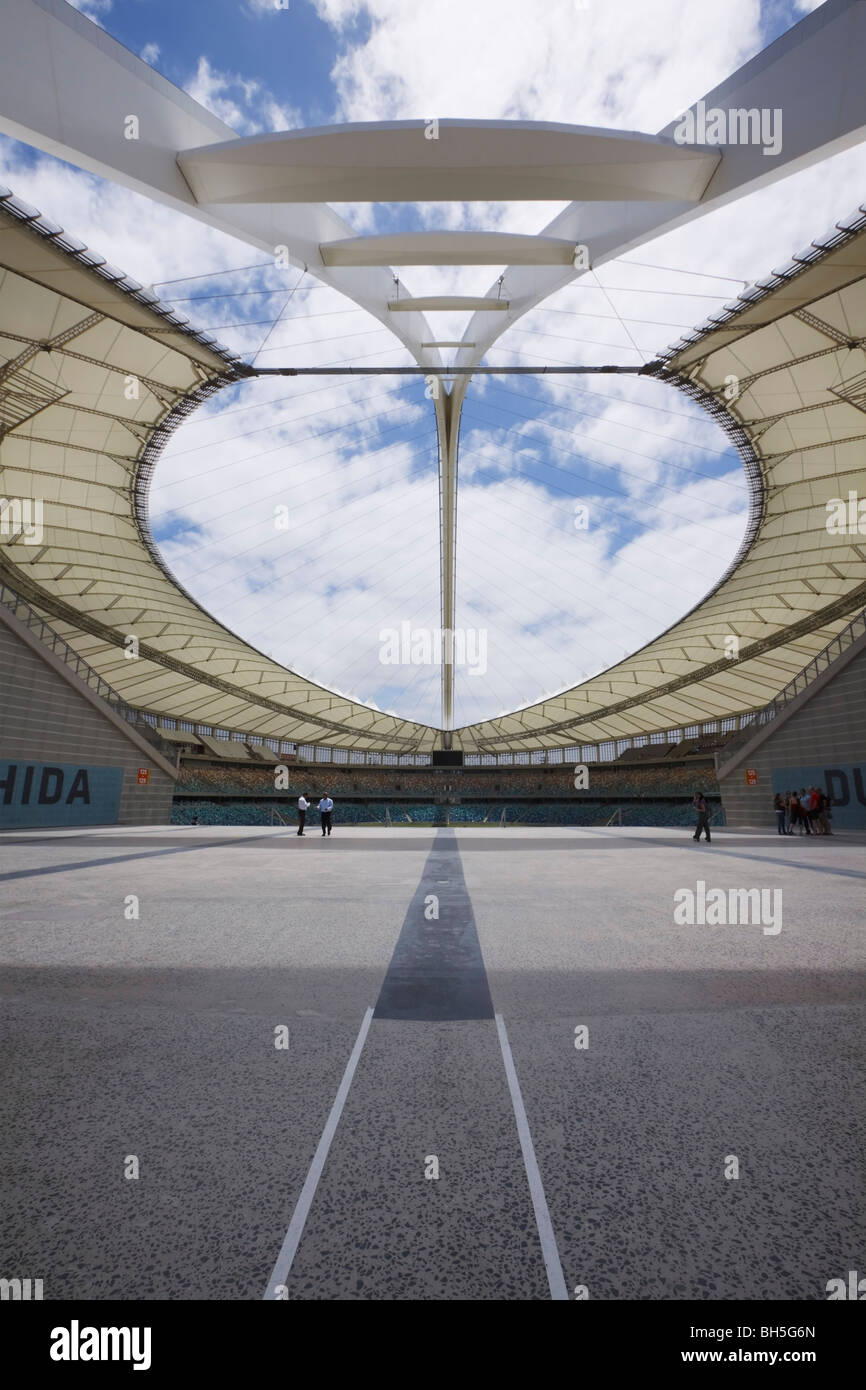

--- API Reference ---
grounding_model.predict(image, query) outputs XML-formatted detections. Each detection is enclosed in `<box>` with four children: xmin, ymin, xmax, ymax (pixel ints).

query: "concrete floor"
<box><xmin>0</xmin><ymin>824</ymin><xmax>863</xmax><ymax>1301</ymax></box>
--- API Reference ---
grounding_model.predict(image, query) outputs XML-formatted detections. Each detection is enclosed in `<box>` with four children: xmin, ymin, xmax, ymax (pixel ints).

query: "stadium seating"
<box><xmin>172</xmin><ymin>798</ymin><xmax>722</xmax><ymax>828</ymax></box>
<box><xmin>171</xmin><ymin>752</ymin><xmax>723</xmax><ymax>833</ymax></box>
<box><xmin>175</xmin><ymin>758</ymin><xmax>719</xmax><ymax>800</ymax></box>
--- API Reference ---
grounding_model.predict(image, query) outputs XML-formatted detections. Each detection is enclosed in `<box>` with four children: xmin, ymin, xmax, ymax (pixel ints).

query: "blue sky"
<box><xmin>75</xmin><ymin>0</ymin><xmax>359</xmax><ymax>124</ymax></box>
<box><xmin>3</xmin><ymin>0</ymin><xmax>862</xmax><ymax>729</ymax></box>
<box><xmin>68</xmin><ymin>0</ymin><xmax>816</xmax><ymax>136</ymax></box>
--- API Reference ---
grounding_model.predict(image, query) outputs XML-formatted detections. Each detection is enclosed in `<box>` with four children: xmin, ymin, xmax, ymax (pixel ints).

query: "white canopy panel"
<box><xmin>460</xmin><ymin>208</ymin><xmax>866</xmax><ymax>749</ymax></box>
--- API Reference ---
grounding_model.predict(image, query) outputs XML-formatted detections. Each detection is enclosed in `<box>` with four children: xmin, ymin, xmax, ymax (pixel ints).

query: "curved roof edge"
<box><xmin>0</xmin><ymin>184</ymin><xmax>245</xmax><ymax>368</ymax></box>
<box><xmin>3</xmin><ymin>178</ymin><xmax>866</xmax><ymax>752</ymax></box>
<box><xmin>656</xmin><ymin>198</ymin><xmax>866</xmax><ymax>359</ymax></box>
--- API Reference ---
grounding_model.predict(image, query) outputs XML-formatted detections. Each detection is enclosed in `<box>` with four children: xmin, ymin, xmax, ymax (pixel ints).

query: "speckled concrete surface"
<box><xmin>0</xmin><ymin>825</ymin><xmax>863</xmax><ymax>1300</ymax></box>
<box><xmin>458</xmin><ymin>826</ymin><xmax>866</xmax><ymax>1300</ymax></box>
<box><xmin>282</xmin><ymin>1018</ymin><xmax>550</xmax><ymax>1300</ymax></box>
<box><xmin>0</xmin><ymin>828</ymin><xmax>434</xmax><ymax>1299</ymax></box>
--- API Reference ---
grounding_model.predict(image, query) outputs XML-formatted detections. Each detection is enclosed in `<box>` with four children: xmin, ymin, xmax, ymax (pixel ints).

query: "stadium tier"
<box><xmin>175</xmin><ymin>755</ymin><xmax>718</xmax><ymax>798</ymax></box>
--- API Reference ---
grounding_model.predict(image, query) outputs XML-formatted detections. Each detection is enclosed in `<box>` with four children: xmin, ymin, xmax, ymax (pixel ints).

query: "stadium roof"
<box><xmin>0</xmin><ymin>190</ymin><xmax>435</xmax><ymax>751</ymax></box>
<box><xmin>467</xmin><ymin>208</ymin><xmax>866</xmax><ymax>749</ymax></box>
<box><xmin>1</xmin><ymin>187</ymin><xmax>866</xmax><ymax>752</ymax></box>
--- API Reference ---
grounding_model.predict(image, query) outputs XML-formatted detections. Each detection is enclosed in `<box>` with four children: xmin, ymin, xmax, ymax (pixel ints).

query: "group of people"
<box><xmin>296</xmin><ymin>794</ymin><xmax>334</xmax><ymax>837</ymax></box>
<box><xmin>773</xmin><ymin>787</ymin><xmax>833</xmax><ymax>836</ymax></box>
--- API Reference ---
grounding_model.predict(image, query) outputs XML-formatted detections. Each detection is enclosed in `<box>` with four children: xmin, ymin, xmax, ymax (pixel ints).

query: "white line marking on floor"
<box><xmin>495</xmin><ymin>1012</ymin><xmax>569</xmax><ymax>1301</ymax></box>
<box><xmin>263</xmin><ymin>1006</ymin><xmax>374</xmax><ymax>1300</ymax></box>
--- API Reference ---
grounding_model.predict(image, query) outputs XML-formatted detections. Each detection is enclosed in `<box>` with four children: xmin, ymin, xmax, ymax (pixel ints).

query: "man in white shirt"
<box><xmin>318</xmin><ymin>794</ymin><xmax>334</xmax><ymax>836</ymax></box>
<box><xmin>297</xmin><ymin>794</ymin><xmax>309</xmax><ymax>836</ymax></box>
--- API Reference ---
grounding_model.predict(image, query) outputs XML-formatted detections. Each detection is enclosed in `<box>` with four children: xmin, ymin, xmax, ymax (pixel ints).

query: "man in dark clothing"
<box><xmin>693</xmin><ymin>791</ymin><xmax>711</xmax><ymax>843</ymax></box>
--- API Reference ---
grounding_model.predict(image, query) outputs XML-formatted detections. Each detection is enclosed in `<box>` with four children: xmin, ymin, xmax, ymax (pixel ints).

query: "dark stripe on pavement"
<box><xmin>0</xmin><ymin>829</ymin><xmax>296</xmax><ymax>883</ymax></box>
<box><xmin>374</xmin><ymin>828</ymin><xmax>494</xmax><ymax>1021</ymax></box>
<box><xmin>576</xmin><ymin>827</ymin><xmax>866</xmax><ymax>880</ymax></box>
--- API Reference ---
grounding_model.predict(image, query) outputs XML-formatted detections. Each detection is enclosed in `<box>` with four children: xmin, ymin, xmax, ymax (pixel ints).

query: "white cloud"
<box><xmin>312</xmin><ymin>0</ymin><xmax>763</xmax><ymax>130</ymax></box>
<box><xmin>140</xmin><ymin>42</ymin><xmax>161</xmax><ymax>66</ymax></box>
<box><xmin>183</xmin><ymin>57</ymin><xmax>301</xmax><ymax>135</ymax></box>
<box><xmin>66</xmin><ymin>0</ymin><xmax>112</xmax><ymax>23</ymax></box>
<box><xmin>0</xmin><ymin>136</ymin><xmax>246</xmax><ymax>290</ymax></box>
<box><xmin>150</xmin><ymin>373</ymin><xmax>442</xmax><ymax>716</ymax></box>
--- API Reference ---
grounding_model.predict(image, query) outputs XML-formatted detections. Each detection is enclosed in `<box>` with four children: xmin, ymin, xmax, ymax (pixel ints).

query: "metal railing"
<box><xmin>9</xmin><ymin>574</ymin><xmax>851</xmax><ymax>773</ymax></box>
<box><xmin>0</xmin><ymin>589</ymin><xmax>759</xmax><ymax>764</ymax></box>
<box><xmin>718</xmin><ymin>606</ymin><xmax>866</xmax><ymax>766</ymax></box>
<box><xmin>0</xmin><ymin>581</ymin><xmax>140</xmax><ymax>724</ymax></box>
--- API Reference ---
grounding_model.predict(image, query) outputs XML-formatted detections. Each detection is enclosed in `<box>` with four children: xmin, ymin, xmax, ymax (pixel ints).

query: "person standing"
<box><xmin>318</xmin><ymin>793</ymin><xmax>334</xmax><ymax>837</ymax></box>
<box><xmin>773</xmin><ymin>792</ymin><xmax>786</xmax><ymax>835</ymax></box>
<box><xmin>820</xmin><ymin>788</ymin><xmax>833</xmax><ymax>836</ymax></box>
<box><xmin>692</xmin><ymin>791</ymin><xmax>711</xmax><ymax>843</ymax></box>
<box><xmin>297</xmin><ymin>793</ymin><xmax>309</xmax><ymax>836</ymax></box>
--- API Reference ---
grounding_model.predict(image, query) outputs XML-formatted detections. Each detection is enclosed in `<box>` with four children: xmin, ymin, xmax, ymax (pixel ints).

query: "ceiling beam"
<box><xmin>321</xmin><ymin>233</ymin><xmax>581</xmax><ymax>267</ymax></box>
<box><xmin>388</xmin><ymin>297</ymin><xmax>510</xmax><ymax>312</ymax></box>
<box><xmin>176</xmin><ymin>121</ymin><xmax>719</xmax><ymax>205</ymax></box>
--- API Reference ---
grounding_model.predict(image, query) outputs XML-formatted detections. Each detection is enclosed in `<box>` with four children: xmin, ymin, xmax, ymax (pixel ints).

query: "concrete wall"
<box><xmin>0</xmin><ymin>617</ymin><xmax>175</xmax><ymax>828</ymax></box>
<box><xmin>718</xmin><ymin>641</ymin><xmax>866</xmax><ymax>829</ymax></box>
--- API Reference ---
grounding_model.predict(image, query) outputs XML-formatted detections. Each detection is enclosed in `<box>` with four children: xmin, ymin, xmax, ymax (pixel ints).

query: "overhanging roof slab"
<box><xmin>177</xmin><ymin>121</ymin><xmax>719</xmax><ymax>206</ymax></box>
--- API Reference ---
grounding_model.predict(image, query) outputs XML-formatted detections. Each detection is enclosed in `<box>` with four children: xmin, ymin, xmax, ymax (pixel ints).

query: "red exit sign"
<box><xmin>745</xmin><ymin>768</ymin><xmax>758</xmax><ymax>786</ymax></box>
<box><xmin>137</xmin><ymin>768</ymin><xmax>150</xmax><ymax>785</ymax></box>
